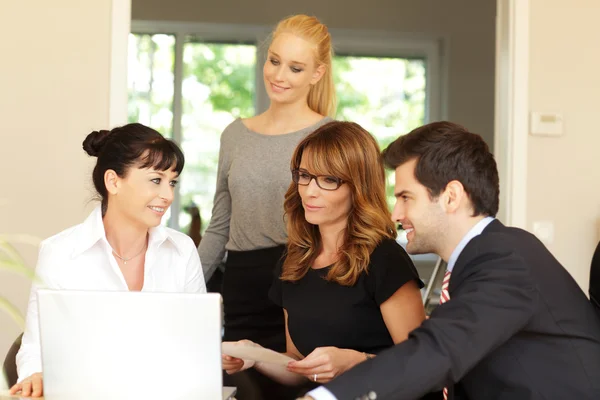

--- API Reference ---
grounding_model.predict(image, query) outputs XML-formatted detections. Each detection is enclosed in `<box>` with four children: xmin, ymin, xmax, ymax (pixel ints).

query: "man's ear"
<box><xmin>441</xmin><ymin>180</ymin><xmax>466</xmax><ymax>214</ymax></box>
<box><xmin>310</xmin><ymin>64</ymin><xmax>326</xmax><ymax>85</ymax></box>
<box><xmin>104</xmin><ymin>169</ymin><xmax>120</xmax><ymax>195</ymax></box>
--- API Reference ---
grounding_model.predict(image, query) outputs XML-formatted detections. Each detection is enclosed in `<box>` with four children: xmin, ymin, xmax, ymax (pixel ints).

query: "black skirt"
<box><xmin>222</xmin><ymin>245</ymin><xmax>309</xmax><ymax>399</ymax></box>
<box><xmin>222</xmin><ymin>245</ymin><xmax>286</xmax><ymax>352</ymax></box>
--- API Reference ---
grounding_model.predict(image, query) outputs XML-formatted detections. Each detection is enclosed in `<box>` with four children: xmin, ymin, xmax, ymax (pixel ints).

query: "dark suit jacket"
<box><xmin>325</xmin><ymin>220</ymin><xmax>600</xmax><ymax>400</ymax></box>
<box><xmin>590</xmin><ymin>241</ymin><xmax>600</xmax><ymax>312</ymax></box>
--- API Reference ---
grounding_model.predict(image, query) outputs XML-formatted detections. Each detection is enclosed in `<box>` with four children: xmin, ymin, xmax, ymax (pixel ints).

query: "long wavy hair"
<box><xmin>281</xmin><ymin>121</ymin><xmax>396</xmax><ymax>286</ymax></box>
<box><xmin>271</xmin><ymin>14</ymin><xmax>336</xmax><ymax>117</ymax></box>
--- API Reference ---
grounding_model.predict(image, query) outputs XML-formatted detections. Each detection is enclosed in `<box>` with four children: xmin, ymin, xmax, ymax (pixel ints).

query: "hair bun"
<box><xmin>83</xmin><ymin>129</ymin><xmax>113</xmax><ymax>157</ymax></box>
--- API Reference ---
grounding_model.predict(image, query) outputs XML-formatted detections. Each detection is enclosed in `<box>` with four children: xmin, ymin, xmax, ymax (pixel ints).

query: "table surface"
<box><xmin>0</xmin><ymin>393</ymin><xmax>42</xmax><ymax>399</ymax></box>
<box><xmin>0</xmin><ymin>387</ymin><xmax>237</xmax><ymax>400</ymax></box>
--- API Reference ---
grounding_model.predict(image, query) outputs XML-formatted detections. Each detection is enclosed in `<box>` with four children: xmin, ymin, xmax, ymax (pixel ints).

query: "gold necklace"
<box><xmin>111</xmin><ymin>242</ymin><xmax>147</xmax><ymax>265</ymax></box>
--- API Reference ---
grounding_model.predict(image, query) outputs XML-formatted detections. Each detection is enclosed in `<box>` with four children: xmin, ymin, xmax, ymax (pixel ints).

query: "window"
<box><xmin>179</xmin><ymin>40</ymin><xmax>256</xmax><ymax>231</ymax></box>
<box><xmin>128</xmin><ymin>22</ymin><xmax>441</xmax><ymax>233</ymax></box>
<box><xmin>333</xmin><ymin>55</ymin><xmax>427</xmax><ymax>205</ymax></box>
<box><xmin>128</xmin><ymin>33</ymin><xmax>175</xmax><ymax>138</ymax></box>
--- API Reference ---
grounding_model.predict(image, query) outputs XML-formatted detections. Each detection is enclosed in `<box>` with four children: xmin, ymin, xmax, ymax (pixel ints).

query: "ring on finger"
<box><xmin>313</xmin><ymin>373</ymin><xmax>318</xmax><ymax>382</ymax></box>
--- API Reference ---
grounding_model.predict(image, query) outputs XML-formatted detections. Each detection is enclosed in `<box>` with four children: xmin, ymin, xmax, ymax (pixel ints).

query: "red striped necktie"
<box><xmin>440</xmin><ymin>270</ymin><xmax>451</xmax><ymax>304</ymax></box>
<box><xmin>439</xmin><ymin>270</ymin><xmax>451</xmax><ymax>399</ymax></box>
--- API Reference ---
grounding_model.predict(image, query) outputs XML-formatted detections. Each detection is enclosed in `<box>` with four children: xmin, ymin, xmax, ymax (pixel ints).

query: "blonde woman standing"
<box><xmin>198</xmin><ymin>14</ymin><xmax>336</xmax><ymax>399</ymax></box>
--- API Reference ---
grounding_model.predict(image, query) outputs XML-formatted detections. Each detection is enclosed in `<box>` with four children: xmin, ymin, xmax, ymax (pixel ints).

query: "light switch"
<box><xmin>532</xmin><ymin>221</ymin><xmax>554</xmax><ymax>244</ymax></box>
<box><xmin>530</xmin><ymin>112</ymin><xmax>564</xmax><ymax>137</ymax></box>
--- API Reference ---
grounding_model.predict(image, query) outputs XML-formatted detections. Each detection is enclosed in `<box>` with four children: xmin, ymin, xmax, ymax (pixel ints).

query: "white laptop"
<box><xmin>37</xmin><ymin>290</ymin><xmax>235</xmax><ymax>400</ymax></box>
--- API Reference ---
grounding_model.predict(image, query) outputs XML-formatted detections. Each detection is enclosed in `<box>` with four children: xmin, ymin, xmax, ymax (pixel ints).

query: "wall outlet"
<box><xmin>532</xmin><ymin>221</ymin><xmax>554</xmax><ymax>244</ymax></box>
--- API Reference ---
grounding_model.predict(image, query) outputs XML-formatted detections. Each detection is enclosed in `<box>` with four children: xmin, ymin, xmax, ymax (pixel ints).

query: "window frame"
<box><xmin>130</xmin><ymin>20</ymin><xmax>446</xmax><ymax>229</ymax></box>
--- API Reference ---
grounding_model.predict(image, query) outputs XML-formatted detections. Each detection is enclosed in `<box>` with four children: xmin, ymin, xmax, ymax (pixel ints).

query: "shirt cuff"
<box><xmin>17</xmin><ymin>361</ymin><xmax>42</xmax><ymax>383</ymax></box>
<box><xmin>307</xmin><ymin>386</ymin><xmax>338</xmax><ymax>400</ymax></box>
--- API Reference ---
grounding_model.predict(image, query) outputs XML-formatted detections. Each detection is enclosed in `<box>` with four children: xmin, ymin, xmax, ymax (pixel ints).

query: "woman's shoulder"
<box><xmin>301</xmin><ymin>114</ymin><xmax>333</xmax><ymax>133</ymax></box>
<box><xmin>370</xmin><ymin>238</ymin><xmax>413</xmax><ymax>266</ymax></box>
<box><xmin>35</xmin><ymin>221</ymin><xmax>90</xmax><ymax>269</ymax></box>
<box><xmin>163</xmin><ymin>227</ymin><xmax>198</xmax><ymax>254</ymax></box>
<box><xmin>295</xmin><ymin>116</ymin><xmax>329</xmax><ymax>137</ymax></box>
<box><xmin>41</xmin><ymin>223</ymin><xmax>83</xmax><ymax>251</ymax></box>
<box><xmin>220</xmin><ymin>118</ymin><xmax>247</xmax><ymax>142</ymax></box>
<box><xmin>35</xmin><ymin>207</ymin><xmax>104</xmax><ymax>264</ymax></box>
<box><xmin>240</xmin><ymin>115</ymin><xmax>260</xmax><ymax>130</ymax></box>
<box><xmin>372</xmin><ymin>237</ymin><xmax>402</xmax><ymax>252</ymax></box>
<box><xmin>364</xmin><ymin>238</ymin><xmax>423</xmax><ymax>292</ymax></box>
<box><xmin>315</xmin><ymin>114</ymin><xmax>334</xmax><ymax>125</ymax></box>
<box><xmin>41</xmin><ymin>207</ymin><xmax>104</xmax><ymax>250</ymax></box>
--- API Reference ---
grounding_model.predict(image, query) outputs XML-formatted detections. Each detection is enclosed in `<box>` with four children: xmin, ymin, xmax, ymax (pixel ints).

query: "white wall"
<box><xmin>131</xmin><ymin>0</ymin><xmax>497</xmax><ymax>147</ymax></box>
<box><xmin>528</xmin><ymin>0</ymin><xmax>600</xmax><ymax>293</ymax></box>
<box><xmin>0</xmin><ymin>0</ymin><xmax>119</xmax><ymax>370</ymax></box>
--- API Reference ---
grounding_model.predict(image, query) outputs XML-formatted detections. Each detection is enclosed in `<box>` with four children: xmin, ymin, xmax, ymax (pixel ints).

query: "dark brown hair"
<box><xmin>382</xmin><ymin>121</ymin><xmax>499</xmax><ymax>217</ymax></box>
<box><xmin>82</xmin><ymin>123</ymin><xmax>184</xmax><ymax>214</ymax></box>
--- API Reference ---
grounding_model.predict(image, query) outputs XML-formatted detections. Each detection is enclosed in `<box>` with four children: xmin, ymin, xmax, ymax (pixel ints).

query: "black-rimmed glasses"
<box><xmin>291</xmin><ymin>169</ymin><xmax>345</xmax><ymax>191</ymax></box>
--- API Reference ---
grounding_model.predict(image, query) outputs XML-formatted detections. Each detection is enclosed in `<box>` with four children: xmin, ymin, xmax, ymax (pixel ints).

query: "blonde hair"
<box><xmin>272</xmin><ymin>15</ymin><xmax>336</xmax><ymax>117</ymax></box>
<box><xmin>282</xmin><ymin>121</ymin><xmax>396</xmax><ymax>286</ymax></box>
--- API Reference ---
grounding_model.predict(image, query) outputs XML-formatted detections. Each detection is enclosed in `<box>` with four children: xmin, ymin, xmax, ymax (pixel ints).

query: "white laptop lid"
<box><xmin>37</xmin><ymin>290</ymin><xmax>224</xmax><ymax>400</ymax></box>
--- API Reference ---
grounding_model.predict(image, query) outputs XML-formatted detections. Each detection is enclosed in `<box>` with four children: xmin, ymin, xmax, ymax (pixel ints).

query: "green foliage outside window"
<box><xmin>128</xmin><ymin>33</ymin><xmax>426</xmax><ymax>230</ymax></box>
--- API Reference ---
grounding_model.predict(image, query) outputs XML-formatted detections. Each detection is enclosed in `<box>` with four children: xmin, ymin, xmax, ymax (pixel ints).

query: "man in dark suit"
<box><xmin>591</xmin><ymin>241</ymin><xmax>600</xmax><ymax>313</ymax></box>
<box><xmin>301</xmin><ymin>121</ymin><xmax>600</xmax><ymax>400</ymax></box>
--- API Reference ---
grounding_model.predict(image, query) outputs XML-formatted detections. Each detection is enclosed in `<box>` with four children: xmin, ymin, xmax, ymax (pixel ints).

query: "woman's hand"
<box><xmin>9</xmin><ymin>372</ymin><xmax>44</xmax><ymax>397</ymax></box>
<box><xmin>222</xmin><ymin>340</ymin><xmax>261</xmax><ymax>374</ymax></box>
<box><xmin>286</xmin><ymin>347</ymin><xmax>365</xmax><ymax>383</ymax></box>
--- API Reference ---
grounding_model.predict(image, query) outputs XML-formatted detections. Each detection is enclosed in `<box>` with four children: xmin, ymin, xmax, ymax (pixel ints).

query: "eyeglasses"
<box><xmin>291</xmin><ymin>169</ymin><xmax>344</xmax><ymax>191</ymax></box>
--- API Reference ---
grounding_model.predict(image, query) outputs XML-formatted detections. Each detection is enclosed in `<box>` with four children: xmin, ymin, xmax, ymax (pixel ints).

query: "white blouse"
<box><xmin>16</xmin><ymin>206</ymin><xmax>206</xmax><ymax>381</ymax></box>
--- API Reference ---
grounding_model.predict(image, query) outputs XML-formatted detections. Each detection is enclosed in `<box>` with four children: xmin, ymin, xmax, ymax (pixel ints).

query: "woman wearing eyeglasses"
<box><xmin>222</xmin><ymin>121</ymin><xmax>427</xmax><ymax>395</ymax></box>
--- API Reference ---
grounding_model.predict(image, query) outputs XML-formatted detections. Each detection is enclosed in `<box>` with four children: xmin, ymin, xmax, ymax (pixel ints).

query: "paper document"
<box><xmin>222</xmin><ymin>342</ymin><xmax>294</xmax><ymax>366</ymax></box>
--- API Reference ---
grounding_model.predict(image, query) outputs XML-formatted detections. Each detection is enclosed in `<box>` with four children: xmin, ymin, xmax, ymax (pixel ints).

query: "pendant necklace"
<box><xmin>111</xmin><ymin>241</ymin><xmax>147</xmax><ymax>265</ymax></box>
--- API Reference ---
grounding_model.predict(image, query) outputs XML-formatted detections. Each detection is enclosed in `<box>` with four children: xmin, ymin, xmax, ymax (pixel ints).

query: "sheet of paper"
<box><xmin>222</xmin><ymin>342</ymin><xmax>294</xmax><ymax>366</ymax></box>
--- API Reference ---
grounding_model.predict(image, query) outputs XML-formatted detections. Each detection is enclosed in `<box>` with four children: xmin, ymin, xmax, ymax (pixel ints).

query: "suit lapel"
<box><xmin>448</xmin><ymin>219</ymin><xmax>505</xmax><ymax>291</ymax></box>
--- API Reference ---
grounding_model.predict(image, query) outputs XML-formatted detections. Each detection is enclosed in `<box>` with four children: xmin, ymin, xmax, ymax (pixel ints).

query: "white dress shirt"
<box><xmin>15</xmin><ymin>206</ymin><xmax>206</xmax><ymax>381</ymax></box>
<box><xmin>306</xmin><ymin>217</ymin><xmax>495</xmax><ymax>400</ymax></box>
<box><xmin>446</xmin><ymin>216</ymin><xmax>495</xmax><ymax>272</ymax></box>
